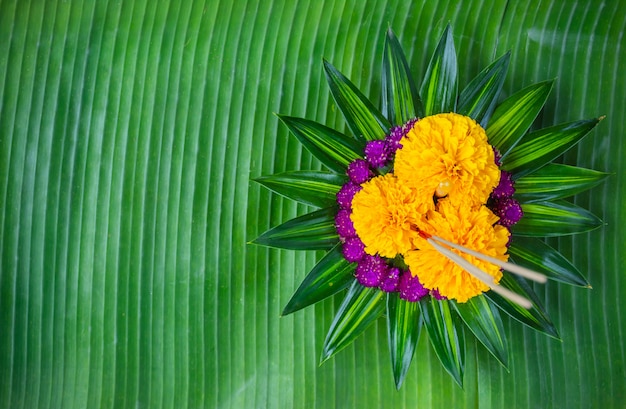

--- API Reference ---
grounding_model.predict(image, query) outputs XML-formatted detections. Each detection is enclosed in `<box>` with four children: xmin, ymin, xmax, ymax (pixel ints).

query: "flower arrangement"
<box><xmin>252</xmin><ymin>25</ymin><xmax>607</xmax><ymax>388</ymax></box>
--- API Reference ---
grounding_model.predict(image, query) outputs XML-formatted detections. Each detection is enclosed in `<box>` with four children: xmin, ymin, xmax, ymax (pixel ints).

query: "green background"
<box><xmin>1</xmin><ymin>0</ymin><xmax>624</xmax><ymax>408</ymax></box>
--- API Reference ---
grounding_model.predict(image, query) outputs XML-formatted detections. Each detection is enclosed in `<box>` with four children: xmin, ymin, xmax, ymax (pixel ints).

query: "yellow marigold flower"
<box><xmin>394</xmin><ymin>113</ymin><xmax>500</xmax><ymax>207</ymax></box>
<box><xmin>350</xmin><ymin>173</ymin><xmax>425</xmax><ymax>258</ymax></box>
<box><xmin>404</xmin><ymin>199</ymin><xmax>510</xmax><ymax>302</ymax></box>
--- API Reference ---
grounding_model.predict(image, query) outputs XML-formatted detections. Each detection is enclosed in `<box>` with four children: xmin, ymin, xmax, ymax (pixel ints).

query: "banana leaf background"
<box><xmin>1</xmin><ymin>0</ymin><xmax>624</xmax><ymax>408</ymax></box>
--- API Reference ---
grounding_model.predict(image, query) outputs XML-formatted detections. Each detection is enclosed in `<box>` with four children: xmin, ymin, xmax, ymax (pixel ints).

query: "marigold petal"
<box><xmin>405</xmin><ymin>200</ymin><xmax>509</xmax><ymax>302</ymax></box>
<box><xmin>395</xmin><ymin>113</ymin><xmax>500</xmax><ymax>207</ymax></box>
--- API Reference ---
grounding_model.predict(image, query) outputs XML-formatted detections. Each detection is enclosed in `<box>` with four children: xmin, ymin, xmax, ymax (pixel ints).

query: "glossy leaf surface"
<box><xmin>1</xmin><ymin>1</ymin><xmax>623</xmax><ymax>408</ymax></box>
<box><xmin>382</xmin><ymin>29</ymin><xmax>423</xmax><ymax>124</ymax></box>
<box><xmin>252</xmin><ymin>207</ymin><xmax>338</xmax><ymax>250</ymax></box>
<box><xmin>420</xmin><ymin>25</ymin><xmax>458</xmax><ymax>115</ymax></box>
<box><xmin>453</xmin><ymin>296</ymin><xmax>508</xmax><ymax>368</ymax></box>
<box><xmin>320</xmin><ymin>281</ymin><xmax>386</xmax><ymax>363</ymax></box>
<box><xmin>486</xmin><ymin>80</ymin><xmax>553</xmax><ymax>156</ymax></box>
<box><xmin>282</xmin><ymin>244</ymin><xmax>355</xmax><ymax>315</ymax></box>
<box><xmin>386</xmin><ymin>294</ymin><xmax>422</xmax><ymax>389</ymax></box>
<box><xmin>512</xmin><ymin>200</ymin><xmax>603</xmax><ymax>237</ymax></box>
<box><xmin>514</xmin><ymin>163</ymin><xmax>610</xmax><ymax>203</ymax></box>
<box><xmin>278</xmin><ymin>115</ymin><xmax>364</xmax><ymax>173</ymax></box>
<box><xmin>254</xmin><ymin>171</ymin><xmax>346</xmax><ymax>208</ymax></box>
<box><xmin>324</xmin><ymin>60</ymin><xmax>391</xmax><ymax>141</ymax></box>
<box><xmin>457</xmin><ymin>52</ymin><xmax>510</xmax><ymax>127</ymax></box>
<box><xmin>509</xmin><ymin>236</ymin><xmax>589</xmax><ymax>287</ymax></box>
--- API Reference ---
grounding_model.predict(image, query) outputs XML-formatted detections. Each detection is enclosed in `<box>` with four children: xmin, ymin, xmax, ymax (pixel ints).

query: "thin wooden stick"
<box><xmin>427</xmin><ymin>238</ymin><xmax>533</xmax><ymax>309</ymax></box>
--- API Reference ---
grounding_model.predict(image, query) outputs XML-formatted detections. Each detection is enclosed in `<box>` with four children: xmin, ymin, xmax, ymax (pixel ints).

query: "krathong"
<box><xmin>252</xmin><ymin>26</ymin><xmax>607</xmax><ymax>388</ymax></box>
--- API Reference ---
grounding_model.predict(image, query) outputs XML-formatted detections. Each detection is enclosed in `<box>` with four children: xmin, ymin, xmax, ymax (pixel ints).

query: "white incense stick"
<box><xmin>430</xmin><ymin>235</ymin><xmax>547</xmax><ymax>284</ymax></box>
<box><xmin>427</xmin><ymin>238</ymin><xmax>533</xmax><ymax>309</ymax></box>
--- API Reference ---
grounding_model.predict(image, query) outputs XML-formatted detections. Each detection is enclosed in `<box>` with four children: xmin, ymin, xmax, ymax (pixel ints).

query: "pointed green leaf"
<box><xmin>382</xmin><ymin>29</ymin><xmax>423</xmax><ymax>124</ymax></box>
<box><xmin>485</xmin><ymin>274</ymin><xmax>559</xmax><ymax>339</ymax></box>
<box><xmin>502</xmin><ymin>118</ymin><xmax>602</xmax><ymax>178</ymax></box>
<box><xmin>320</xmin><ymin>281</ymin><xmax>385</xmax><ymax>363</ymax></box>
<box><xmin>508</xmin><ymin>236</ymin><xmax>590</xmax><ymax>287</ymax></box>
<box><xmin>457</xmin><ymin>52</ymin><xmax>510</xmax><ymax>127</ymax></box>
<box><xmin>512</xmin><ymin>200</ymin><xmax>603</xmax><ymax>237</ymax></box>
<box><xmin>452</xmin><ymin>296</ymin><xmax>508</xmax><ymax>368</ymax></box>
<box><xmin>323</xmin><ymin>60</ymin><xmax>391</xmax><ymax>141</ymax></box>
<box><xmin>254</xmin><ymin>171</ymin><xmax>347</xmax><ymax>209</ymax></box>
<box><xmin>252</xmin><ymin>207</ymin><xmax>338</xmax><ymax>250</ymax></box>
<box><xmin>277</xmin><ymin>115</ymin><xmax>364</xmax><ymax>173</ymax></box>
<box><xmin>486</xmin><ymin>80</ymin><xmax>554</xmax><ymax>156</ymax></box>
<box><xmin>282</xmin><ymin>245</ymin><xmax>355</xmax><ymax>315</ymax></box>
<box><xmin>386</xmin><ymin>293</ymin><xmax>422</xmax><ymax>389</ymax></box>
<box><xmin>419</xmin><ymin>299</ymin><xmax>465</xmax><ymax>388</ymax></box>
<box><xmin>514</xmin><ymin>164</ymin><xmax>610</xmax><ymax>203</ymax></box>
<box><xmin>420</xmin><ymin>25</ymin><xmax>458</xmax><ymax>115</ymax></box>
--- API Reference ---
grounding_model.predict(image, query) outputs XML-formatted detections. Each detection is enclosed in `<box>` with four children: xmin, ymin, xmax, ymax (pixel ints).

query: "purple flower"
<box><xmin>493</xmin><ymin>147</ymin><xmax>502</xmax><ymax>166</ymax></box>
<box><xmin>492</xmin><ymin>171</ymin><xmax>515</xmax><ymax>198</ymax></box>
<box><xmin>379</xmin><ymin>267</ymin><xmax>401</xmax><ymax>292</ymax></box>
<box><xmin>493</xmin><ymin>197</ymin><xmax>523</xmax><ymax>227</ymax></box>
<box><xmin>364</xmin><ymin>140</ymin><xmax>389</xmax><ymax>168</ymax></box>
<box><xmin>355</xmin><ymin>255</ymin><xmax>387</xmax><ymax>287</ymax></box>
<box><xmin>336</xmin><ymin>183</ymin><xmax>361</xmax><ymax>209</ymax></box>
<box><xmin>386</xmin><ymin>126</ymin><xmax>404</xmax><ymax>153</ymax></box>
<box><xmin>398</xmin><ymin>270</ymin><xmax>429</xmax><ymax>302</ymax></box>
<box><xmin>430</xmin><ymin>288</ymin><xmax>447</xmax><ymax>300</ymax></box>
<box><xmin>386</xmin><ymin>118</ymin><xmax>418</xmax><ymax>154</ymax></box>
<box><xmin>335</xmin><ymin>209</ymin><xmax>356</xmax><ymax>238</ymax></box>
<box><xmin>346</xmin><ymin>159</ymin><xmax>371</xmax><ymax>184</ymax></box>
<box><xmin>342</xmin><ymin>236</ymin><xmax>365</xmax><ymax>262</ymax></box>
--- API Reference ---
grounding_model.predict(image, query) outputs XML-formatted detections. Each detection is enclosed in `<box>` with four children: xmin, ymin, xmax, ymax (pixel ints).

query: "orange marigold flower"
<box><xmin>394</xmin><ymin>113</ymin><xmax>500</xmax><ymax>207</ymax></box>
<box><xmin>404</xmin><ymin>199</ymin><xmax>510</xmax><ymax>302</ymax></box>
<box><xmin>350</xmin><ymin>173</ymin><xmax>425</xmax><ymax>258</ymax></box>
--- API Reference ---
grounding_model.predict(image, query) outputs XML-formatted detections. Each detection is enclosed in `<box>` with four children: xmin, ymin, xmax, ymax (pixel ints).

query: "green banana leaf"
<box><xmin>0</xmin><ymin>1</ymin><xmax>624</xmax><ymax>408</ymax></box>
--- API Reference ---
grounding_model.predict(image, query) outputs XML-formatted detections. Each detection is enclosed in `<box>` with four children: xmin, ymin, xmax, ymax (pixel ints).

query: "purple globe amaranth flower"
<box><xmin>380</xmin><ymin>267</ymin><xmax>401</xmax><ymax>292</ymax></box>
<box><xmin>336</xmin><ymin>183</ymin><xmax>361</xmax><ymax>209</ymax></box>
<box><xmin>342</xmin><ymin>236</ymin><xmax>365</xmax><ymax>262</ymax></box>
<box><xmin>347</xmin><ymin>159</ymin><xmax>371</xmax><ymax>184</ymax></box>
<box><xmin>430</xmin><ymin>288</ymin><xmax>447</xmax><ymax>300</ymax></box>
<box><xmin>386</xmin><ymin>118</ymin><xmax>418</xmax><ymax>154</ymax></box>
<box><xmin>364</xmin><ymin>139</ymin><xmax>389</xmax><ymax>168</ymax></box>
<box><xmin>355</xmin><ymin>255</ymin><xmax>387</xmax><ymax>287</ymax></box>
<box><xmin>493</xmin><ymin>197</ymin><xmax>523</xmax><ymax>227</ymax></box>
<box><xmin>493</xmin><ymin>147</ymin><xmax>502</xmax><ymax>167</ymax></box>
<box><xmin>492</xmin><ymin>170</ymin><xmax>515</xmax><ymax>198</ymax></box>
<box><xmin>398</xmin><ymin>270</ymin><xmax>429</xmax><ymax>302</ymax></box>
<box><xmin>335</xmin><ymin>209</ymin><xmax>356</xmax><ymax>238</ymax></box>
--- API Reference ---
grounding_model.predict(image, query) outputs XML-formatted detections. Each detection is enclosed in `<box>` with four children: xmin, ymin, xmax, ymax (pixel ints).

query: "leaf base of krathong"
<box><xmin>281</xmin><ymin>244</ymin><xmax>355</xmax><ymax>316</ymax></box>
<box><xmin>386</xmin><ymin>293</ymin><xmax>422</xmax><ymax>389</ymax></box>
<box><xmin>319</xmin><ymin>281</ymin><xmax>385</xmax><ymax>365</ymax></box>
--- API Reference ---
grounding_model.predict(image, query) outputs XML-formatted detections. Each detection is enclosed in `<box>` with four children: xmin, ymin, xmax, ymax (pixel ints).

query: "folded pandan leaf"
<box><xmin>386</xmin><ymin>293</ymin><xmax>422</xmax><ymax>389</ymax></box>
<box><xmin>503</xmin><ymin>118</ymin><xmax>602</xmax><ymax>178</ymax></box>
<box><xmin>453</xmin><ymin>296</ymin><xmax>508</xmax><ymax>368</ymax></box>
<box><xmin>254</xmin><ymin>171</ymin><xmax>347</xmax><ymax>208</ymax></box>
<box><xmin>485</xmin><ymin>274</ymin><xmax>559</xmax><ymax>339</ymax></box>
<box><xmin>420</xmin><ymin>25</ymin><xmax>458</xmax><ymax>116</ymax></box>
<box><xmin>420</xmin><ymin>299</ymin><xmax>465</xmax><ymax>387</ymax></box>
<box><xmin>382</xmin><ymin>28</ymin><xmax>423</xmax><ymax>124</ymax></box>
<box><xmin>277</xmin><ymin>115</ymin><xmax>364</xmax><ymax>172</ymax></box>
<box><xmin>514</xmin><ymin>163</ymin><xmax>610</xmax><ymax>203</ymax></box>
<box><xmin>512</xmin><ymin>200</ymin><xmax>603</xmax><ymax>237</ymax></box>
<box><xmin>320</xmin><ymin>281</ymin><xmax>386</xmax><ymax>363</ymax></box>
<box><xmin>282</xmin><ymin>244</ymin><xmax>355</xmax><ymax>315</ymax></box>
<box><xmin>457</xmin><ymin>51</ymin><xmax>510</xmax><ymax>127</ymax></box>
<box><xmin>509</xmin><ymin>236</ymin><xmax>589</xmax><ymax>287</ymax></box>
<box><xmin>252</xmin><ymin>207</ymin><xmax>338</xmax><ymax>250</ymax></box>
<box><xmin>486</xmin><ymin>80</ymin><xmax>554</xmax><ymax>157</ymax></box>
<box><xmin>323</xmin><ymin>60</ymin><xmax>391</xmax><ymax>141</ymax></box>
